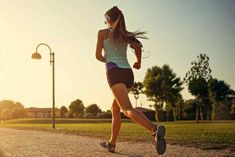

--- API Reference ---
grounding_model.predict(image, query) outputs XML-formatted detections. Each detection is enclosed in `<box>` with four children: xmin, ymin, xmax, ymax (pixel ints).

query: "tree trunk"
<box><xmin>173</xmin><ymin>108</ymin><xmax>177</xmax><ymax>121</ymax></box>
<box><xmin>155</xmin><ymin>109</ymin><xmax>159</xmax><ymax>122</ymax></box>
<box><xmin>206</xmin><ymin>108</ymin><xmax>210</xmax><ymax>120</ymax></box>
<box><xmin>200</xmin><ymin>104</ymin><xmax>204</xmax><ymax>120</ymax></box>
<box><xmin>212</xmin><ymin>103</ymin><xmax>215</xmax><ymax>120</ymax></box>
<box><xmin>134</xmin><ymin>95</ymin><xmax>139</xmax><ymax>108</ymax></box>
<box><xmin>166</xmin><ymin>103</ymin><xmax>169</xmax><ymax>121</ymax></box>
<box><xmin>178</xmin><ymin>108</ymin><xmax>181</xmax><ymax>120</ymax></box>
<box><xmin>135</xmin><ymin>98</ymin><xmax>137</xmax><ymax>108</ymax></box>
<box><xmin>154</xmin><ymin>103</ymin><xmax>159</xmax><ymax>122</ymax></box>
<box><xmin>196</xmin><ymin>103</ymin><xmax>199</xmax><ymax>123</ymax></box>
<box><xmin>167</xmin><ymin>109</ymin><xmax>169</xmax><ymax>121</ymax></box>
<box><xmin>157</xmin><ymin>101</ymin><xmax>164</xmax><ymax>121</ymax></box>
<box><xmin>212</xmin><ymin>102</ymin><xmax>218</xmax><ymax>120</ymax></box>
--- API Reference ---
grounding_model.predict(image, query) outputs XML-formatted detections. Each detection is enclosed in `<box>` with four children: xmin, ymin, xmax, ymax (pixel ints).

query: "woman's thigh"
<box><xmin>111</xmin><ymin>83</ymin><xmax>133</xmax><ymax>111</ymax></box>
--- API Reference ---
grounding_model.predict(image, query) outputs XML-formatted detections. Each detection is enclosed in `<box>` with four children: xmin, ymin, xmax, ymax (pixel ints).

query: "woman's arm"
<box><xmin>130</xmin><ymin>41</ymin><xmax>142</xmax><ymax>69</ymax></box>
<box><xmin>95</xmin><ymin>30</ymin><xmax>106</xmax><ymax>63</ymax></box>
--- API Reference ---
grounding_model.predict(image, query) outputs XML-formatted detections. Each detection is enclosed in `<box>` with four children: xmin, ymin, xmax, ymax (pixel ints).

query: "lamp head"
<box><xmin>32</xmin><ymin>52</ymin><xmax>41</xmax><ymax>59</ymax></box>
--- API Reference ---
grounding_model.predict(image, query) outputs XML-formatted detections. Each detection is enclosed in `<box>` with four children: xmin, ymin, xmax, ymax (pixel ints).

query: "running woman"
<box><xmin>95</xmin><ymin>6</ymin><xmax>166</xmax><ymax>155</ymax></box>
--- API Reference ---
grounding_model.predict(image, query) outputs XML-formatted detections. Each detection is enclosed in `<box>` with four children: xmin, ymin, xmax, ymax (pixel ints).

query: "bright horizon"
<box><xmin>0</xmin><ymin>0</ymin><xmax>235</xmax><ymax>111</ymax></box>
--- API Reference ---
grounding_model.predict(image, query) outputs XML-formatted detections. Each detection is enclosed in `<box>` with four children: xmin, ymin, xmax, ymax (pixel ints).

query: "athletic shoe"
<box><xmin>100</xmin><ymin>141</ymin><xmax>115</xmax><ymax>153</ymax></box>
<box><xmin>153</xmin><ymin>125</ymin><xmax>166</xmax><ymax>154</ymax></box>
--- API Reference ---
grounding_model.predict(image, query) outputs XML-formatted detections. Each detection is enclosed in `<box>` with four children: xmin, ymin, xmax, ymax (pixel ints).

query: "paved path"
<box><xmin>0</xmin><ymin>128</ymin><xmax>234</xmax><ymax>157</ymax></box>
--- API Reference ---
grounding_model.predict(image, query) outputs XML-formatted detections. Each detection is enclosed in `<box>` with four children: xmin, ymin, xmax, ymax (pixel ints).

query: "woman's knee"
<box><xmin>123</xmin><ymin>109</ymin><xmax>134</xmax><ymax>118</ymax></box>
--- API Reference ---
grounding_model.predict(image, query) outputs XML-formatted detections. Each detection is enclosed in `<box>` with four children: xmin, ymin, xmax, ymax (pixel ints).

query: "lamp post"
<box><xmin>31</xmin><ymin>43</ymin><xmax>55</xmax><ymax>129</ymax></box>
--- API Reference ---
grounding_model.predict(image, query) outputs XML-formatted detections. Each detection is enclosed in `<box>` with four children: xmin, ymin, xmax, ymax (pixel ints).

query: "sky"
<box><xmin>0</xmin><ymin>0</ymin><xmax>235</xmax><ymax>111</ymax></box>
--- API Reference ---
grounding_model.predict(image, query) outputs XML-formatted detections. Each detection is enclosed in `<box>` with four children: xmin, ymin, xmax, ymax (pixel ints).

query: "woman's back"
<box><xmin>102</xmin><ymin>29</ymin><xmax>131</xmax><ymax>70</ymax></box>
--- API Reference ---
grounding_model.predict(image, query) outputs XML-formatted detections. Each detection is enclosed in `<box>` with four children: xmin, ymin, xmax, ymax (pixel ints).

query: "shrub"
<box><xmin>84</xmin><ymin>113</ymin><xmax>96</xmax><ymax>119</ymax></box>
<box><xmin>97</xmin><ymin>112</ymin><xmax>112</xmax><ymax>119</ymax></box>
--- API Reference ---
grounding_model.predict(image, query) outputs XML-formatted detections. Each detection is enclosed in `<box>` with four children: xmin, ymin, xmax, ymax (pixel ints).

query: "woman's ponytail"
<box><xmin>106</xmin><ymin>6</ymin><xmax>147</xmax><ymax>44</ymax></box>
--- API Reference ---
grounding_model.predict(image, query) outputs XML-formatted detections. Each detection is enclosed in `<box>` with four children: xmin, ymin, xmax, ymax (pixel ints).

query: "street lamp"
<box><xmin>31</xmin><ymin>43</ymin><xmax>56</xmax><ymax>129</ymax></box>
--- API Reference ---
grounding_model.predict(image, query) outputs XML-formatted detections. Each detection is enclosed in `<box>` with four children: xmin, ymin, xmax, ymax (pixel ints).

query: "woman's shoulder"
<box><xmin>98</xmin><ymin>28</ymin><xmax>110</xmax><ymax>34</ymax></box>
<box><xmin>98</xmin><ymin>28</ymin><xmax>110</xmax><ymax>40</ymax></box>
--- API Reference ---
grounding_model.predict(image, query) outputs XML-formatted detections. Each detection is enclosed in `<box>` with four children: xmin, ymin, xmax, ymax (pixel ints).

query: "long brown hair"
<box><xmin>105</xmin><ymin>6</ymin><xmax>147</xmax><ymax>44</ymax></box>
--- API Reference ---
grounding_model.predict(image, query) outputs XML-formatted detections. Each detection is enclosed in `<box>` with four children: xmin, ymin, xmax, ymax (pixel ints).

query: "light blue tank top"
<box><xmin>103</xmin><ymin>38</ymin><xmax>131</xmax><ymax>71</ymax></box>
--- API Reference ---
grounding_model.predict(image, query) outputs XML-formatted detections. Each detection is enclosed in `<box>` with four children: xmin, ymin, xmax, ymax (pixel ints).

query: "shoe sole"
<box><xmin>156</xmin><ymin>125</ymin><xmax>166</xmax><ymax>155</ymax></box>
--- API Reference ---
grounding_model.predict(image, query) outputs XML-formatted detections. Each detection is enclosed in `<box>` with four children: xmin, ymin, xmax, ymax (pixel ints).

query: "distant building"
<box><xmin>229</xmin><ymin>95</ymin><xmax>235</xmax><ymax>113</ymax></box>
<box><xmin>25</xmin><ymin>107</ymin><xmax>60</xmax><ymax>118</ymax></box>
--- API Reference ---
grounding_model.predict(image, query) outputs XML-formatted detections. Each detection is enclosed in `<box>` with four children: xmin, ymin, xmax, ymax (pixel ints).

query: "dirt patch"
<box><xmin>0</xmin><ymin>128</ymin><xmax>234</xmax><ymax>157</ymax></box>
<box><xmin>0</xmin><ymin>149</ymin><xmax>5</xmax><ymax>157</ymax></box>
<box><xmin>168</xmin><ymin>141</ymin><xmax>235</xmax><ymax>152</ymax></box>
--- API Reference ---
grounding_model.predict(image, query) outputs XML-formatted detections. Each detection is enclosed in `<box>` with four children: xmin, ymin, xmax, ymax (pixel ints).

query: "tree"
<box><xmin>60</xmin><ymin>106</ymin><xmax>68</xmax><ymax>118</ymax></box>
<box><xmin>208</xmin><ymin>78</ymin><xmax>233</xmax><ymax>120</ymax></box>
<box><xmin>85</xmin><ymin>104</ymin><xmax>102</xmax><ymax>117</ymax></box>
<box><xmin>0</xmin><ymin>100</ymin><xmax>25</xmax><ymax>120</ymax></box>
<box><xmin>184</xmin><ymin>53</ymin><xmax>212</xmax><ymax>122</ymax></box>
<box><xmin>189</xmin><ymin>77</ymin><xmax>209</xmax><ymax>121</ymax></box>
<box><xmin>10</xmin><ymin>106</ymin><xmax>26</xmax><ymax>119</ymax></box>
<box><xmin>130</xmin><ymin>82</ymin><xmax>144</xmax><ymax>108</ymax></box>
<box><xmin>1</xmin><ymin>109</ymin><xmax>11</xmax><ymax>120</ymax></box>
<box><xmin>143</xmin><ymin>65</ymin><xmax>183</xmax><ymax>121</ymax></box>
<box><xmin>183</xmin><ymin>99</ymin><xmax>200</xmax><ymax>120</ymax></box>
<box><xmin>184</xmin><ymin>54</ymin><xmax>212</xmax><ymax>83</ymax></box>
<box><xmin>174</xmin><ymin>96</ymin><xmax>184</xmax><ymax>121</ymax></box>
<box><xmin>69</xmin><ymin>99</ymin><xmax>85</xmax><ymax>118</ymax></box>
<box><xmin>0</xmin><ymin>100</ymin><xmax>20</xmax><ymax>111</ymax></box>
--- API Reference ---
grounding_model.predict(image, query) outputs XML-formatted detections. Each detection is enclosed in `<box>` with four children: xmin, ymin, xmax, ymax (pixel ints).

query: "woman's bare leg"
<box><xmin>109</xmin><ymin>99</ymin><xmax>121</xmax><ymax>145</ymax></box>
<box><xmin>111</xmin><ymin>83</ymin><xmax>156</xmax><ymax>132</ymax></box>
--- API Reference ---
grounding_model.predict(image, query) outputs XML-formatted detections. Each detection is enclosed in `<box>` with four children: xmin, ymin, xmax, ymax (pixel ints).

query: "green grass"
<box><xmin>3</xmin><ymin>118</ymin><xmax>117</xmax><ymax>124</ymax></box>
<box><xmin>1</xmin><ymin>119</ymin><xmax>235</xmax><ymax>149</ymax></box>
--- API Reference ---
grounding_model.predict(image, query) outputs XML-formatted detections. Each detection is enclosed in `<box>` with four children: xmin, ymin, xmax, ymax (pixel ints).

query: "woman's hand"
<box><xmin>133</xmin><ymin>61</ymin><xmax>141</xmax><ymax>69</ymax></box>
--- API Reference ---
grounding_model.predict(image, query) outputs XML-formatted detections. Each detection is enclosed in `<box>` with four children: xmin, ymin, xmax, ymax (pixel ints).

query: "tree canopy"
<box><xmin>85</xmin><ymin>104</ymin><xmax>102</xmax><ymax>117</ymax></box>
<box><xmin>143</xmin><ymin>64</ymin><xmax>183</xmax><ymax>121</ymax></box>
<box><xmin>69</xmin><ymin>99</ymin><xmax>85</xmax><ymax>118</ymax></box>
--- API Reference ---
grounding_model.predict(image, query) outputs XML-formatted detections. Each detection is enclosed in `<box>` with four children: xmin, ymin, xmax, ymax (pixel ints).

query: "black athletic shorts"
<box><xmin>106</xmin><ymin>67</ymin><xmax>134</xmax><ymax>89</ymax></box>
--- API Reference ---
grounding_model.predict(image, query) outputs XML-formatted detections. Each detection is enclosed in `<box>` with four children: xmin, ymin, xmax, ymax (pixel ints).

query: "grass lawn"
<box><xmin>1</xmin><ymin>119</ymin><xmax>235</xmax><ymax>149</ymax></box>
